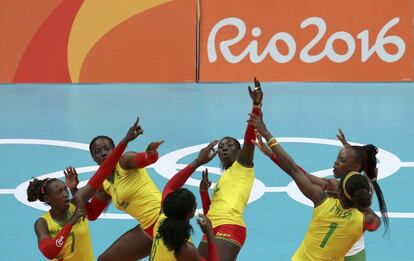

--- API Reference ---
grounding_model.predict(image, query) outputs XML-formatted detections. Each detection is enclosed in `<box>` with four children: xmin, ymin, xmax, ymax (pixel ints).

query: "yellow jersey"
<box><xmin>149</xmin><ymin>213</ymin><xmax>194</xmax><ymax>261</ymax></box>
<box><xmin>103</xmin><ymin>162</ymin><xmax>161</xmax><ymax>229</ymax></box>
<box><xmin>207</xmin><ymin>161</ymin><xmax>254</xmax><ymax>227</ymax></box>
<box><xmin>41</xmin><ymin>204</ymin><xmax>94</xmax><ymax>261</ymax></box>
<box><xmin>150</xmin><ymin>213</ymin><xmax>175</xmax><ymax>261</ymax></box>
<box><xmin>292</xmin><ymin>197</ymin><xmax>364</xmax><ymax>261</ymax></box>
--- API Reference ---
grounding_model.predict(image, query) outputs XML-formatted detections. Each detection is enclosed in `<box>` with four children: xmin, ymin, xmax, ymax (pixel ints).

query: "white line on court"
<box><xmin>0</xmin><ymin>189</ymin><xmax>15</xmax><ymax>194</ymax></box>
<box><xmin>400</xmin><ymin>162</ymin><xmax>414</xmax><ymax>167</ymax></box>
<box><xmin>382</xmin><ymin>212</ymin><xmax>414</xmax><ymax>218</ymax></box>
<box><xmin>264</xmin><ymin>186</ymin><xmax>288</xmax><ymax>192</ymax></box>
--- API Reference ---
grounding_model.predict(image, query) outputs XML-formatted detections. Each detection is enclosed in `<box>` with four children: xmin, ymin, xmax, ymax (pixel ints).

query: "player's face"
<box><xmin>218</xmin><ymin>137</ymin><xmax>240</xmax><ymax>168</ymax></box>
<box><xmin>91</xmin><ymin>138</ymin><xmax>115</xmax><ymax>165</ymax></box>
<box><xmin>46</xmin><ymin>180</ymin><xmax>70</xmax><ymax>210</ymax></box>
<box><xmin>333</xmin><ymin>148</ymin><xmax>358</xmax><ymax>178</ymax></box>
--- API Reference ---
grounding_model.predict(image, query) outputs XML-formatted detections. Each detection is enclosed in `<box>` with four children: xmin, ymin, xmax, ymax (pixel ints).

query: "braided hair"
<box><xmin>27</xmin><ymin>178</ymin><xmax>58</xmax><ymax>204</ymax></box>
<box><xmin>351</xmin><ymin>145</ymin><xmax>389</xmax><ymax>236</ymax></box>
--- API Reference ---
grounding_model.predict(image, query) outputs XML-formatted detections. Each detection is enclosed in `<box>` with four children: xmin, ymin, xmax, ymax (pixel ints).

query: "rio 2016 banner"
<box><xmin>199</xmin><ymin>0</ymin><xmax>413</xmax><ymax>82</ymax></box>
<box><xmin>0</xmin><ymin>0</ymin><xmax>196</xmax><ymax>83</ymax></box>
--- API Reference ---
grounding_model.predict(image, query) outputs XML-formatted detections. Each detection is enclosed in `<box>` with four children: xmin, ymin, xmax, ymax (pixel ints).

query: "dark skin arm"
<box><xmin>249</xmin><ymin>112</ymin><xmax>326</xmax><ymax>205</ymax></box>
<box><xmin>177</xmin><ymin>243</ymin><xmax>202</xmax><ymax>261</ymax></box>
<box><xmin>254</xmin><ymin>132</ymin><xmax>328</xmax><ymax>187</ymax></box>
<box><xmin>254</xmin><ymin>130</ymin><xmax>348</xmax><ymax>193</ymax></box>
<box><xmin>161</xmin><ymin>140</ymin><xmax>218</xmax><ymax>204</ymax></box>
<box><xmin>238</xmin><ymin>77</ymin><xmax>263</xmax><ymax>167</ymax></box>
<box><xmin>65</xmin><ymin>167</ymin><xmax>112</xmax><ymax>206</ymax></box>
<box><xmin>34</xmin><ymin>218</ymin><xmax>52</xmax><ymax>244</ymax></box>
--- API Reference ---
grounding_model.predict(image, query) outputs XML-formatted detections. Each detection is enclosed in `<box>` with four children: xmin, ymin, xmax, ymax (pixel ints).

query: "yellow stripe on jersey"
<box><xmin>207</xmin><ymin>161</ymin><xmax>254</xmax><ymax>227</ymax></box>
<box><xmin>292</xmin><ymin>197</ymin><xmax>364</xmax><ymax>261</ymax></box>
<box><xmin>41</xmin><ymin>203</ymin><xmax>94</xmax><ymax>261</ymax></box>
<box><xmin>103</xmin><ymin>162</ymin><xmax>161</xmax><ymax>229</ymax></box>
<box><xmin>150</xmin><ymin>213</ymin><xmax>193</xmax><ymax>261</ymax></box>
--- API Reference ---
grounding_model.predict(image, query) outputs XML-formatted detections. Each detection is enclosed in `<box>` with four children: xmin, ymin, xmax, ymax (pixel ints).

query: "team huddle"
<box><xmin>27</xmin><ymin>79</ymin><xmax>389</xmax><ymax>261</ymax></box>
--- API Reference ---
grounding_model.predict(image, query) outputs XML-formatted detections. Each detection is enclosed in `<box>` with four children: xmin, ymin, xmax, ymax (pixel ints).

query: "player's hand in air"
<box><xmin>122</xmin><ymin>117</ymin><xmax>144</xmax><ymax>143</ymax></box>
<box><xmin>248</xmin><ymin>77</ymin><xmax>263</xmax><ymax>106</ymax></box>
<box><xmin>199</xmin><ymin>169</ymin><xmax>212</xmax><ymax>192</ymax></box>
<box><xmin>64</xmin><ymin>167</ymin><xmax>79</xmax><ymax>193</ymax></box>
<box><xmin>195</xmin><ymin>140</ymin><xmax>219</xmax><ymax>166</ymax></box>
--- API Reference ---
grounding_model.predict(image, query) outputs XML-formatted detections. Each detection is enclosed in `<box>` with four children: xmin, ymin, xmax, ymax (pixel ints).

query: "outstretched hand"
<box><xmin>146</xmin><ymin>140</ymin><xmax>165</xmax><ymax>156</ymax></box>
<box><xmin>196</xmin><ymin>140</ymin><xmax>219</xmax><ymax>165</ymax></box>
<box><xmin>123</xmin><ymin>117</ymin><xmax>144</xmax><ymax>143</ymax></box>
<box><xmin>64</xmin><ymin>166</ymin><xmax>79</xmax><ymax>191</ymax></box>
<box><xmin>248</xmin><ymin>77</ymin><xmax>263</xmax><ymax>106</ymax></box>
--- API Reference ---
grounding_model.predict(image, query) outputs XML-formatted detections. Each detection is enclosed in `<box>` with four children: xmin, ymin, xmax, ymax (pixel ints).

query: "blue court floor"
<box><xmin>0</xmin><ymin>82</ymin><xmax>413</xmax><ymax>260</ymax></box>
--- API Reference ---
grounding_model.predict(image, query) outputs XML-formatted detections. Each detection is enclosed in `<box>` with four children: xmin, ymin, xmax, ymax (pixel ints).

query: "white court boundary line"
<box><xmin>401</xmin><ymin>162</ymin><xmax>414</xmax><ymax>167</ymax></box>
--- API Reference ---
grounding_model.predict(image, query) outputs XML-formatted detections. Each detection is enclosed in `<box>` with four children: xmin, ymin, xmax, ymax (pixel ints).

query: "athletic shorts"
<box><xmin>201</xmin><ymin>224</ymin><xmax>246</xmax><ymax>247</ymax></box>
<box><xmin>139</xmin><ymin>221</ymin><xmax>156</xmax><ymax>239</ymax></box>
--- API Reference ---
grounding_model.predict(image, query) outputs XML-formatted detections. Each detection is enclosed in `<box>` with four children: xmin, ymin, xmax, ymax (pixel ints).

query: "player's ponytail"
<box><xmin>158</xmin><ymin>188</ymin><xmax>196</xmax><ymax>257</ymax></box>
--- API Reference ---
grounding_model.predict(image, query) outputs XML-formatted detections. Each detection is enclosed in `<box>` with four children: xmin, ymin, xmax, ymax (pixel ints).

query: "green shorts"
<box><xmin>344</xmin><ymin>249</ymin><xmax>366</xmax><ymax>261</ymax></box>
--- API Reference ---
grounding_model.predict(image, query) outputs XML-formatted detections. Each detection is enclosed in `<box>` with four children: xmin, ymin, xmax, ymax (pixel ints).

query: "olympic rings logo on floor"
<box><xmin>1</xmin><ymin>138</ymin><xmax>413</xmax><ymax>219</ymax></box>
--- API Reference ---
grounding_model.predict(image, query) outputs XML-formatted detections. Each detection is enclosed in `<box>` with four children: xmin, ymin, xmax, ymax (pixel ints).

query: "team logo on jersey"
<box><xmin>56</xmin><ymin>235</ymin><xmax>65</xmax><ymax>247</ymax></box>
<box><xmin>213</xmin><ymin>184</ymin><xmax>220</xmax><ymax>194</ymax></box>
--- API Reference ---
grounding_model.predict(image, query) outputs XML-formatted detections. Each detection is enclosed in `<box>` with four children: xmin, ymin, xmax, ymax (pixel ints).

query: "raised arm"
<box><xmin>73</xmin><ymin>117</ymin><xmax>143</xmax><ymax>208</ymax></box>
<box><xmin>162</xmin><ymin>140</ymin><xmax>219</xmax><ymax>204</ymax></box>
<box><xmin>65</xmin><ymin>167</ymin><xmax>110</xmax><ymax>220</ymax></box>
<box><xmin>199</xmin><ymin>169</ymin><xmax>212</xmax><ymax>215</ymax></box>
<box><xmin>249</xmin><ymin>113</ymin><xmax>326</xmax><ymax>205</ymax></box>
<box><xmin>64</xmin><ymin>166</ymin><xmax>79</xmax><ymax>197</ymax></box>
<box><xmin>255</xmin><ymin>132</ymin><xmax>334</xmax><ymax>190</ymax></box>
<box><xmin>238</xmin><ymin>77</ymin><xmax>263</xmax><ymax>167</ymax></box>
<box><xmin>119</xmin><ymin>140</ymin><xmax>164</xmax><ymax>170</ymax></box>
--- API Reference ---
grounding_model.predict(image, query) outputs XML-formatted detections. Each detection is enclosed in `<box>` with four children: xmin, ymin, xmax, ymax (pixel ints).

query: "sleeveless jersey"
<box><xmin>207</xmin><ymin>161</ymin><xmax>254</xmax><ymax>227</ymax></box>
<box><xmin>103</xmin><ymin>162</ymin><xmax>161</xmax><ymax>229</ymax></box>
<box><xmin>41</xmin><ymin>203</ymin><xmax>94</xmax><ymax>261</ymax></box>
<box><xmin>292</xmin><ymin>197</ymin><xmax>364</xmax><ymax>261</ymax></box>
